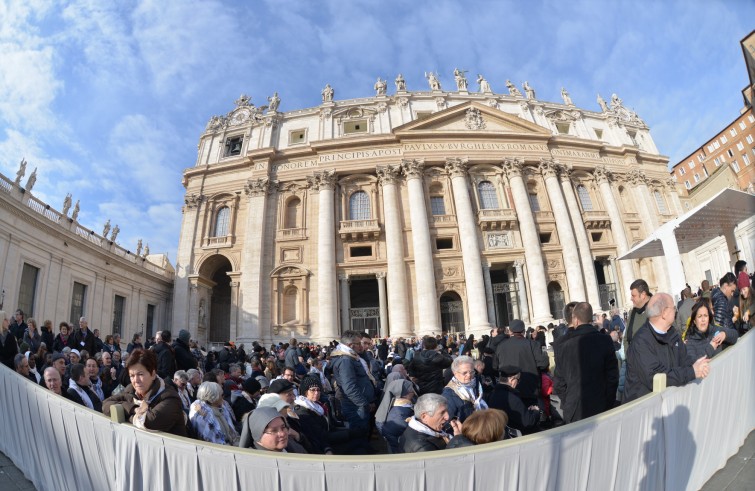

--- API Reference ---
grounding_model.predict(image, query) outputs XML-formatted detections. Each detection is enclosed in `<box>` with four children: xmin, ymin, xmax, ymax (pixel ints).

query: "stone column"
<box><xmin>628</xmin><ymin>169</ymin><xmax>669</xmax><ymax>293</ymax></box>
<box><xmin>665</xmin><ymin>179</ymin><xmax>684</xmax><ymax>216</ymax></box>
<box><xmin>377</xmin><ymin>165</ymin><xmax>412</xmax><ymax>338</ymax></box>
<box><xmin>339</xmin><ymin>274</ymin><xmax>350</xmax><ymax>333</ymax></box>
<box><xmin>402</xmin><ymin>159</ymin><xmax>441</xmax><ymax>335</ymax></box>
<box><xmin>228</xmin><ymin>276</ymin><xmax>241</xmax><ymax>341</ymax></box>
<box><xmin>503</xmin><ymin>158</ymin><xmax>552</xmax><ymax>324</ymax></box>
<box><xmin>310</xmin><ymin>170</ymin><xmax>339</xmax><ymax>341</ymax></box>
<box><xmin>594</xmin><ymin>166</ymin><xmax>635</xmax><ymax>302</ymax></box>
<box><xmin>239</xmin><ymin>179</ymin><xmax>275</xmax><ymax>343</ymax></box>
<box><xmin>482</xmin><ymin>265</ymin><xmax>497</xmax><ymax>327</ymax></box>
<box><xmin>539</xmin><ymin>158</ymin><xmax>586</xmax><ymax>302</ymax></box>
<box><xmin>445</xmin><ymin>158</ymin><xmax>492</xmax><ymax>333</ymax></box>
<box><xmin>514</xmin><ymin>260</ymin><xmax>530</xmax><ymax>323</ymax></box>
<box><xmin>376</xmin><ymin>272</ymin><xmax>388</xmax><ymax>338</ymax></box>
<box><xmin>659</xmin><ymin>226</ymin><xmax>687</xmax><ymax>299</ymax></box>
<box><xmin>556</xmin><ymin>164</ymin><xmax>602</xmax><ymax>308</ymax></box>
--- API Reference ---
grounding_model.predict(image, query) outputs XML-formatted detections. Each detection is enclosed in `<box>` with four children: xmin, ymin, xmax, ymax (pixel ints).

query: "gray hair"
<box><xmin>414</xmin><ymin>393</ymin><xmax>447</xmax><ymax>419</ymax></box>
<box><xmin>186</xmin><ymin>369</ymin><xmax>200</xmax><ymax>380</ymax></box>
<box><xmin>79</xmin><ymin>316</ymin><xmax>87</xmax><ymax>323</ymax></box>
<box><xmin>452</xmin><ymin>355</ymin><xmax>474</xmax><ymax>372</ymax></box>
<box><xmin>14</xmin><ymin>353</ymin><xmax>26</xmax><ymax>369</ymax></box>
<box><xmin>196</xmin><ymin>381</ymin><xmax>224</xmax><ymax>404</ymax></box>
<box><xmin>646</xmin><ymin>293</ymin><xmax>672</xmax><ymax>318</ymax></box>
<box><xmin>340</xmin><ymin>330</ymin><xmax>361</xmax><ymax>345</ymax></box>
<box><xmin>173</xmin><ymin>370</ymin><xmax>189</xmax><ymax>382</ymax></box>
<box><xmin>43</xmin><ymin>367</ymin><xmax>60</xmax><ymax>380</ymax></box>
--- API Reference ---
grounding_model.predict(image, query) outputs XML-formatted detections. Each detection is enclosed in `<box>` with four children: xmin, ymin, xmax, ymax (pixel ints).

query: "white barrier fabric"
<box><xmin>0</xmin><ymin>331</ymin><xmax>752</xmax><ymax>491</ymax></box>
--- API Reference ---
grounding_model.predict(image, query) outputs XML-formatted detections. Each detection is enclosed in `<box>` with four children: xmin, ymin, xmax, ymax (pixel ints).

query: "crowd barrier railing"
<box><xmin>0</xmin><ymin>330</ymin><xmax>752</xmax><ymax>491</ymax></box>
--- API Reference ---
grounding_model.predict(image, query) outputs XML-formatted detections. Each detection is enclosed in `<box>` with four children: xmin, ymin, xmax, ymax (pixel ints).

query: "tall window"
<box><xmin>282</xmin><ymin>286</ymin><xmax>298</xmax><ymax>324</ymax></box>
<box><xmin>113</xmin><ymin>295</ymin><xmax>125</xmax><ymax>336</ymax></box>
<box><xmin>70</xmin><ymin>282</ymin><xmax>87</xmax><ymax>327</ymax></box>
<box><xmin>654</xmin><ymin>190</ymin><xmax>669</xmax><ymax>215</ymax></box>
<box><xmin>349</xmin><ymin>191</ymin><xmax>370</xmax><ymax>220</ymax></box>
<box><xmin>18</xmin><ymin>263</ymin><xmax>39</xmax><ymax>317</ymax></box>
<box><xmin>430</xmin><ymin>196</ymin><xmax>446</xmax><ymax>215</ymax></box>
<box><xmin>146</xmin><ymin>304</ymin><xmax>155</xmax><ymax>339</ymax></box>
<box><xmin>528</xmin><ymin>192</ymin><xmax>541</xmax><ymax>212</ymax></box>
<box><xmin>576</xmin><ymin>185</ymin><xmax>593</xmax><ymax>211</ymax></box>
<box><xmin>284</xmin><ymin>197</ymin><xmax>300</xmax><ymax>228</ymax></box>
<box><xmin>213</xmin><ymin>207</ymin><xmax>230</xmax><ymax>237</ymax></box>
<box><xmin>477</xmin><ymin>181</ymin><xmax>499</xmax><ymax>209</ymax></box>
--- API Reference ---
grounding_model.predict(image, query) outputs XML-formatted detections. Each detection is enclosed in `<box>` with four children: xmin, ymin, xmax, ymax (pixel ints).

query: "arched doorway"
<box><xmin>199</xmin><ymin>255</ymin><xmax>233</xmax><ymax>343</ymax></box>
<box><xmin>440</xmin><ymin>291</ymin><xmax>465</xmax><ymax>334</ymax></box>
<box><xmin>548</xmin><ymin>281</ymin><xmax>565</xmax><ymax>321</ymax></box>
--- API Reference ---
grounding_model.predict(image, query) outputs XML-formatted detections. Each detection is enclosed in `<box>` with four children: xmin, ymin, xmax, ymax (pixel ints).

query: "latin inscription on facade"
<box><xmin>403</xmin><ymin>142</ymin><xmax>548</xmax><ymax>152</ymax></box>
<box><xmin>551</xmin><ymin>148</ymin><xmax>601</xmax><ymax>161</ymax></box>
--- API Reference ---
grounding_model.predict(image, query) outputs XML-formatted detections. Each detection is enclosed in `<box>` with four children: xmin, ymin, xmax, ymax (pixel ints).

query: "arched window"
<box><xmin>577</xmin><ymin>185</ymin><xmax>593</xmax><ymax>211</ymax></box>
<box><xmin>284</xmin><ymin>197</ymin><xmax>300</xmax><ymax>229</ymax></box>
<box><xmin>477</xmin><ymin>181</ymin><xmax>499</xmax><ymax>209</ymax></box>
<box><xmin>213</xmin><ymin>207</ymin><xmax>230</xmax><ymax>237</ymax></box>
<box><xmin>282</xmin><ymin>286</ymin><xmax>298</xmax><ymax>324</ymax></box>
<box><xmin>654</xmin><ymin>190</ymin><xmax>669</xmax><ymax>215</ymax></box>
<box><xmin>349</xmin><ymin>191</ymin><xmax>370</xmax><ymax>220</ymax></box>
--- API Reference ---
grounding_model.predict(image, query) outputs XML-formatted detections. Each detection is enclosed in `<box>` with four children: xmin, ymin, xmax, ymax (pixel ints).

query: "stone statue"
<box><xmin>205</xmin><ymin>115</ymin><xmax>224</xmax><ymax>131</ymax></box>
<box><xmin>62</xmin><ymin>194</ymin><xmax>72</xmax><ymax>216</ymax></box>
<box><xmin>561</xmin><ymin>87</ymin><xmax>573</xmax><ymax>105</ymax></box>
<box><xmin>321</xmin><ymin>84</ymin><xmax>334</xmax><ymax>103</ymax></box>
<box><xmin>136</xmin><ymin>239</ymin><xmax>143</xmax><ymax>256</ymax></box>
<box><xmin>110</xmin><ymin>225</ymin><xmax>120</xmax><ymax>242</ymax></box>
<box><xmin>395</xmin><ymin>73</ymin><xmax>406</xmax><ymax>91</ymax></box>
<box><xmin>425</xmin><ymin>71</ymin><xmax>441</xmax><ymax>91</ymax></box>
<box><xmin>506</xmin><ymin>80</ymin><xmax>522</xmax><ymax>97</ymax></box>
<box><xmin>476</xmin><ymin>74</ymin><xmax>492</xmax><ymax>93</ymax></box>
<box><xmin>267</xmin><ymin>92</ymin><xmax>280</xmax><ymax>112</ymax></box>
<box><xmin>25</xmin><ymin>167</ymin><xmax>37</xmax><ymax>192</ymax></box>
<box><xmin>611</xmin><ymin>93</ymin><xmax>623</xmax><ymax>108</ymax></box>
<box><xmin>374</xmin><ymin>77</ymin><xmax>387</xmax><ymax>96</ymax></box>
<box><xmin>597</xmin><ymin>93</ymin><xmax>609</xmax><ymax>112</ymax></box>
<box><xmin>144</xmin><ymin>244</ymin><xmax>150</xmax><ymax>256</ymax></box>
<box><xmin>453</xmin><ymin>68</ymin><xmax>468</xmax><ymax>91</ymax></box>
<box><xmin>198</xmin><ymin>299</ymin><xmax>206</xmax><ymax>328</ymax></box>
<box><xmin>102</xmin><ymin>219</ymin><xmax>111</xmax><ymax>237</ymax></box>
<box><xmin>14</xmin><ymin>158</ymin><xmax>26</xmax><ymax>186</ymax></box>
<box><xmin>234</xmin><ymin>94</ymin><xmax>252</xmax><ymax>107</ymax></box>
<box><xmin>71</xmin><ymin>200</ymin><xmax>80</xmax><ymax>221</ymax></box>
<box><xmin>523</xmin><ymin>81</ymin><xmax>536</xmax><ymax>100</ymax></box>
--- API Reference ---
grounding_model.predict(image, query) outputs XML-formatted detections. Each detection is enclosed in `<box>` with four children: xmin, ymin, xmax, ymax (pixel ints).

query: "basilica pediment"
<box><xmin>394</xmin><ymin>102</ymin><xmax>551</xmax><ymax>137</ymax></box>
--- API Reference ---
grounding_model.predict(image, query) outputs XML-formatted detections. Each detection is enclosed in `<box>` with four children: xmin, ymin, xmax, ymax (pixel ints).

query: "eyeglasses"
<box><xmin>263</xmin><ymin>424</ymin><xmax>289</xmax><ymax>435</ymax></box>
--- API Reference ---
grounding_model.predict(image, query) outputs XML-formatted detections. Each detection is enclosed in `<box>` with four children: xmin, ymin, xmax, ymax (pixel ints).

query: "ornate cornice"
<box><xmin>444</xmin><ymin>157</ymin><xmax>469</xmax><ymax>178</ymax></box>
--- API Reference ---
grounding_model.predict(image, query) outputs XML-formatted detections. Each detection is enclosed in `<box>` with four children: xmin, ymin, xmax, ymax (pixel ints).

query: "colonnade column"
<box><xmin>514</xmin><ymin>260</ymin><xmax>530</xmax><ymax>323</ymax></box>
<box><xmin>339</xmin><ymin>274</ymin><xmax>350</xmax><ymax>333</ymax></box>
<box><xmin>502</xmin><ymin>158</ymin><xmax>553</xmax><ymax>324</ymax></box>
<box><xmin>376</xmin><ymin>272</ymin><xmax>388</xmax><ymax>339</ymax></box>
<box><xmin>310</xmin><ymin>170</ymin><xmax>339</xmax><ymax>341</ymax></box>
<box><xmin>482</xmin><ymin>265</ymin><xmax>497</xmax><ymax>327</ymax></box>
<box><xmin>376</xmin><ymin>164</ymin><xmax>412</xmax><ymax>338</ymax></box>
<box><xmin>556</xmin><ymin>164</ymin><xmax>602</xmax><ymax>308</ymax></box>
<box><xmin>594</xmin><ymin>167</ymin><xmax>635</xmax><ymax>302</ymax></box>
<box><xmin>445</xmin><ymin>158</ymin><xmax>492</xmax><ymax>333</ymax></box>
<box><xmin>402</xmin><ymin>159</ymin><xmax>441</xmax><ymax>335</ymax></box>
<box><xmin>628</xmin><ymin>169</ymin><xmax>670</xmax><ymax>293</ymax></box>
<box><xmin>539</xmin><ymin>158</ymin><xmax>586</xmax><ymax>302</ymax></box>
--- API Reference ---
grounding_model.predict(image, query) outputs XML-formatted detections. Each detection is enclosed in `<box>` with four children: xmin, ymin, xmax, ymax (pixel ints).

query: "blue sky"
<box><xmin>1</xmin><ymin>0</ymin><xmax>753</xmax><ymax>259</ymax></box>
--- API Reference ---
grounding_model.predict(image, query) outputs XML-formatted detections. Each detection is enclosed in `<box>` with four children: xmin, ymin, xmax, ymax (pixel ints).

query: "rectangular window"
<box><xmin>698</xmin><ymin>154</ymin><xmax>704</xmax><ymax>162</ymax></box>
<box><xmin>415</xmin><ymin>111</ymin><xmax>433</xmax><ymax>120</ymax></box>
<box><xmin>740</xmin><ymin>121</ymin><xmax>747</xmax><ymax>130</ymax></box>
<box><xmin>350</xmin><ymin>246</ymin><xmax>372</xmax><ymax>257</ymax></box>
<box><xmin>703</xmin><ymin>167</ymin><xmax>709</xmax><ymax>177</ymax></box>
<box><xmin>713</xmin><ymin>141</ymin><xmax>720</xmax><ymax>149</ymax></box>
<box><xmin>707</xmin><ymin>144</ymin><xmax>714</xmax><ymax>152</ymax></box>
<box><xmin>146</xmin><ymin>304</ymin><xmax>156</xmax><ymax>339</ymax></box>
<box><xmin>430</xmin><ymin>196</ymin><xmax>446</xmax><ymax>216</ymax></box>
<box><xmin>288</xmin><ymin>129</ymin><xmax>307</xmax><ymax>145</ymax></box>
<box><xmin>627</xmin><ymin>131</ymin><xmax>638</xmax><ymax>145</ymax></box>
<box><xmin>679</xmin><ymin>167</ymin><xmax>686</xmax><ymax>175</ymax></box>
<box><xmin>343</xmin><ymin>120</ymin><xmax>367</xmax><ymax>134</ymax></box>
<box><xmin>721</xmin><ymin>135</ymin><xmax>728</xmax><ymax>144</ymax></box>
<box><xmin>17</xmin><ymin>263</ymin><xmax>39</xmax><ymax>318</ymax></box>
<box><xmin>730</xmin><ymin>128</ymin><xmax>737</xmax><ymax>137</ymax></box>
<box><xmin>694</xmin><ymin>174</ymin><xmax>700</xmax><ymax>183</ymax></box>
<box><xmin>528</xmin><ymin>193</ymin><xmax>541</xmax><ymax>212</ymax></box>
<box><xmin>539</xmin><ymin>232</ymin><xmax>552</xmax><ymax>244</ymax></box>
<box><xmin>732</xmin><ymin>160</ymin><xmax>741</xmax><ymax>172</ymax></box>
<box><xmin>689</xmin><ymin>160</ymin><xmax>695</xmax><ymax>168</ymax></box>
<box><xmin>224</xmin><ymin>136</ymin><xmax>243</xmax><ymax>156</ymax></box>
<box><xmin>749</xmin><ymin>114</ymin><xmax>755</xmax><ymax>123</ymax></box>
<box><xmin>70</xmin><ymin>282</ymin><xmax>87</xmax><ymax>327</ymax></box>
<box><xmin>436</xmin><ymin>238</ymin><xmax>453</xmax><ymax>250</ymax></box>
<box><xmin>556</xmin><ymin>122</ymin><xmax>571</xmax><ymax>135</ymax></box>
<box><xmin>727</xmin><ymin>149</ymin><xmax>734</xmax><ymax>158</ymax></box>
<box><xmin>737</xmin><ymin>142</ymin><xmax>745</xmax><ymax>151</ymax></box>
<box><xmin>590</xmin><ymin>232</ymin><xmax>603</xmax><ymax>242</ymax></box>
<box><xmin>747</xmin><ymin>135</ymin><xmax>754</xmax><ymax>144</ymax></box>
<box><xmin>593</xmin><ymin>128</ymin><xmax>603</xmax><ymax>140</ymax></box>
<box><xmin>113</xmin><ymin>295</ymin><xmax>125</xmax><ymax>336</ymax></box>
<box><xmin>714</xmin><ymin>157</ymin><xmax>721</xmax><ymax>166</ymax></box>
<box><xmin>685</xmin><ymin>180</ymin><xmax>691</xmax><ymax>189</ymax></box>
<box><xmin>743</xmin><ymin>154</ymin><xmax>751</xmax><ymax>166</ymax></box>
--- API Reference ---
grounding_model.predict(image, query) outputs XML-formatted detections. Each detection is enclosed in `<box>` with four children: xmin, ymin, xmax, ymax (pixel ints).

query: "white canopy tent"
<box><xmin>618</xmin><ymin>188</ymin><xmax>755</xmax><ymax>296</ymax></box>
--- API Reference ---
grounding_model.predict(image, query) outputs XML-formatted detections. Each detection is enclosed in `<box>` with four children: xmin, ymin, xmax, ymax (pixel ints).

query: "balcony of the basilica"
<box><xmin>203</xmin><ymin>235</ymin><xmax>234</xmax><ymax>248</ymax></box>
<box><xmin>277</xmin><ymin>227</ymin><xmax>308</xmax><ymax>241</ymax></box>
<box><xmin>339</xmin><ymin>219</ymin><xmax>381</xmax><ymax>240</ymax></box>
<box><xmin>533</xmin><ymin>210</ymin><xmax>555</xmax><ymax>223</ymax></box>
<box><xmin>582</xmin><ymin>210</ymin><xmax>611</xmax><ymax>229</ymax></box>
<box><xmin>432</xmin><ymin>214</ymin><xmax>457</xmax><ymax>228</ymax></box>
<box><xmin>477</xmin><ymin>208</ymin><xmax>517</xmax><ymax>230</ymax></box>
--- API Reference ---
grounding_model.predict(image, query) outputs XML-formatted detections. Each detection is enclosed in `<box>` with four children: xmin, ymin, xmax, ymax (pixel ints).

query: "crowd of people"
<box><xmin>0</xmin><ymin>260</ymin><xmax>752</xmax><ymax>455</ymax></box>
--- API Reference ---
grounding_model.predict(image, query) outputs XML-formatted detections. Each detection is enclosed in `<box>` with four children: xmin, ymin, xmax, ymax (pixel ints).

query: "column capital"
<box><xmin>338</xmin><ymin>273</ymin><xmax>350</xmax><ymax>282</ymax></box>
<box><xmin>401</xmin><ymin>158</ymin><xmax>425</xmax><ymax>179</ymax></box>
<box><xmin>626</xmin><ymin>167</ymin><xmax>647</xmax><ymax>186</ymax></box>
<box><xmin>308</xmin><ymin>169</ymin><xmax>338</xmax><ymax>190</ymax></box>
<box><xmin>538</xmin><ymin>157</ymin><xmax>559</xmax><ymax>179</ymax></box>
<box><xmin>184</xmin><ymin>193</ymin><xmax>204</xmax><ymax>208</ymax></box>
<box><xmin>501</xmin><ymin>157</ymin><xmax>524</xmax><ymax>179</ymax></box>
<box><xmin>376</xmin><ymin>164</ymin><xmax>403</xmax><ymax>186</ymax></box>
<box><xmin>513</xmin><ymin>259</ymin><xmax>525</xmax><ymax>270</ymax></box>
<box><xmin>244</xmin><ymin>178</ymin><xmax>278</xmax><ymax>197</ymax></box>
<box><xmin>444</xmin><ymin>157</ymin><xmax>469</xmax><ymax>178</ymax></box>
<box><xmin>555</xmin><ymin>162</ymin><xmax>573</xmax><ymax>182</ymax></box>
<box><xmin>593</xmin><ymin>165</ymin><xmax>613</xmax><ymax>185</ymax></box>
<box><xmin>375</xmin><ymin>272</ymin><xmax>387</xmax><ymax>280</ymax></box>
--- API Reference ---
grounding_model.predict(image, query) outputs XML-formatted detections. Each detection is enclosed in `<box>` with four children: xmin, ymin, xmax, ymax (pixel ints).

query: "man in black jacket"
<box><xmin>623</xmin><ymin>293</ymin><xmax>710</xmax><ymax>403</ymax></box>
<box><xmin>492</xmin><ymin>319</ymin><xmax>549</xmax><ymax>407</ymax></box>
<box><xmin>406</xmin><ymin>336</ymin><xmax>452</xmax><ymax>395</ymax></box>
<box><xmin>152</xmin><ymin>330</ymin><xmax>177</xmax><ymax>379</ymax></box>
<box><xmin>173</xmin><ymin>329</ymin><xmax>198</xmax><ymax>372</ymax></box>
<box><xmin>488</xmin><ymin>366</ymin><xmax>541</xmax><ymax>434</ymax></box>
<box><xmin>72</xmin><ymin>317</ymin><xmax>97</xmax><ymax>355</ymax></box>
<box><xmin>552</xmin><ymin>302</ymin><xmax>618</xmax><ymax>423</ymax></box>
